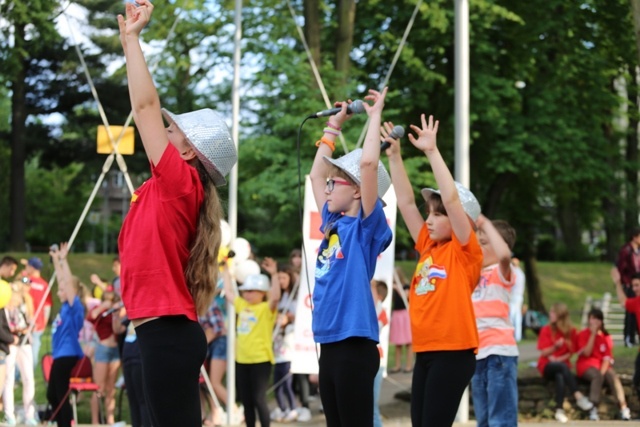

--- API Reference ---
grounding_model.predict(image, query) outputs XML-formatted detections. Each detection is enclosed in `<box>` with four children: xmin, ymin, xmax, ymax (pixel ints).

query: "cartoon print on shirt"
<box><xmin>237</xmin><ymin>308</ymin><xmax>258</xmax><ymax>335</ymax></box>
<box><xmin>414</xmin><ymin>256</ymin><xmax>447</xmax><ymax>296</ymax></box>
<box><xmin>315</xmin><ymin>230</ymin><xmax>344</xmax><ymax>279</ymax></box>
<box><xmin>472</xmin><ymin>272</ymin><xmax>489</xmax><ymax>300</ymax></box>
<box><xmin>51</xmin><ymin>313</ymin><xmax>62</xmax><ymax>336</ymax></box>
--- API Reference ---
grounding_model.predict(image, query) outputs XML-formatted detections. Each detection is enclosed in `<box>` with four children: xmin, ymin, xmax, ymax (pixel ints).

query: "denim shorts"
<box><xmin>95</xmin><ymin>343</ymin><xmax>120</xmax><ymax>363</ymax></box>
<box><xmin>208</xmin><ymin>336</ymin><xmax>227</xmax><ymax>361</ymax></box>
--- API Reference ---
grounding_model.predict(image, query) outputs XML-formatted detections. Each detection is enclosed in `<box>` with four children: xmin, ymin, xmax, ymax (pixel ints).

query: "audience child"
<box><xmin>23</xmin><ymin>256</ymin><xmax>52</xmax><ymax>369</ymax></box>
<box><xmin>371</xmin><ymin>279</ymin><xmax>389</xmax><ymax>427</ymax></box>
<box><xmin>47</xmin><ymin>243</ymin><xmax>85</xmax><ymax>427</ymax></box>
<box><xmin>470</xmin><ymin>217</ymin><xmax>518</xmax><ymax>427</ymax></box>
<box><xmin>3</xmin><ymin>280</ymin><xmax>37</xmax><ymax>425</ymax></box>
<box><xmin>308</xmin><ymin>88</ymin><xmax>393</xmax><ymax>427</ymax></box>
<box><xmin>536</xmin><ymin>302</ymin><xmax>593</xmax><ymax>423</ymax></box>
<box><xmin>384</xmin><ymin>116</ymin><xmax>482</xmax><ymax>426</ymax></box>
<box><xmin>224</xmin><ymin>259</ymin><xmax>281</xmax><ymax>427</ymax></box>
<box><xmin>117</xmin><ymin>1</ymin><xmax>237</xmax><ymax>425</ymax></box>
<box><xmin>576</xmin><ymin>308</ymin><xmax>631</xmax><ymax>421</ymax></box>
<box><xmin>389</xmin><ymin>267</ymin><xmax>412</xmax><ymax>373</ymax></box>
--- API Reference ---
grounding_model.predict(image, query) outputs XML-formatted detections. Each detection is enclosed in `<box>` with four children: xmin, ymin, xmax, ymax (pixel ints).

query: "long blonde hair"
<box><xmin>550</xmin><ymin>302</ymin><xmax>573</xmax><ymax>349</ymax></box>
<box><xmin>186</xmin><ymin>162</ymin><xmax>223</xmax><ymax>315</ymax></box>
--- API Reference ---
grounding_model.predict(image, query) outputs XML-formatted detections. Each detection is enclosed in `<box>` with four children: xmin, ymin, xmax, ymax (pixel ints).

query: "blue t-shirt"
<box><xmin>312</xmin><ymin>200</ymin><xmax>392</xmax><ymax>344</ymax></box>
<box><xmin>51</xmin><ymin>296</ymin><xmax>85</xmax><ymax>359</ymax></box>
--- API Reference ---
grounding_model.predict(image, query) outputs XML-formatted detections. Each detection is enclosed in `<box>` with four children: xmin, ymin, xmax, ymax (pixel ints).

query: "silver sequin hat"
<box><xmin>421</xmin><ymin>181</ymin><xmax>481</xmax><ymax>221</ymax></box>
<box><xmin>162</xmin><ymin>108</ymin><xmax>237</xmax><ymax>186</ymax></box>
<box><xmin>323</xmin><ymin>148</ymin><xmax>391</xmax><ymax>203</ymax></box>
<box><xmin>237</xmin><ymin>274</ymin><xmax>271</xmax><ymax>292</ymax></box>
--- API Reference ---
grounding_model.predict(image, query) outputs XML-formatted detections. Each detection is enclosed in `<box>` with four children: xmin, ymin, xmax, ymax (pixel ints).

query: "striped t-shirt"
<box><xmin>472</xmin><ymin>263</ymin><xmax>519</xmax><ymax>360</ymax></box>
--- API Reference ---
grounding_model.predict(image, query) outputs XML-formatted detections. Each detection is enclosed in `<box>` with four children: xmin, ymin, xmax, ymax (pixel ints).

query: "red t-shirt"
<box><xmin>88</xmin><ymin>311</ymin><xmax>115</xmax><ymax>341</ymax></box>
<box><xmin>118</xmin><ymin>145</ymin><xmax>203</xmax><ymax>321</ymax></box>
<box><xmin>626</xmin><ymin>297</ymin><xmax>640</xmax><ymax>333</ymax></box>
<box><xmin>536</xmin><ymin>325</ymin><xmax>578</xmax><ymax>375</ymax></box>
<box><xmin>575</xmin><ymin>328</ymin><xmax>613</xmax><ymax>377</ymax></box>
<box><xmin>28</xmin><ymin>276</ymin><xmax>53</xmax><ymax>332</ymax></box>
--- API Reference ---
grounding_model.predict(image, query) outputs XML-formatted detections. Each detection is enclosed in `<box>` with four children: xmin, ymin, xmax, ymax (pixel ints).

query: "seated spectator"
<box><xmin>537</xmin><ymin>302</ymin><xmax>593</xmax><ymax>423</ymax></box>
<box><xmin>576</xmin><ymin>308</ymin><xmax>631</xmax><ymax>421</ymax></box>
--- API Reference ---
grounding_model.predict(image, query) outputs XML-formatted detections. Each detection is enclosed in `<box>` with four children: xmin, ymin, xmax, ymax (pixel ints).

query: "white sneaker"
<box><xmin>621</xmin><ymin>406</ymin><xmax>631</xmax><ymax>420</ymax></box>
<box><xmin>270</xmin><ymin>407</ymin><xmax>285</xmax><ymax>422</ymax></box>
<box><xmin>576</xmin><ymin>395</ymin><xmax>594</xmax><ymax>411</ymax></box>
<box><xmin>589</xmin><ymin>407</ymin><xmax>599</xmax><ymax>421</ymax></box>
<box><xmin>24</xmin><ymin>419</ymin><xmax>38</xmax><ymax>426</ymax></box>
<box><xmin>283</xmin><ymin>409</ymin><xmax>298</xmax><ymax>422</ymax></box>
<box><xmin>4</xmin><ymin>414</ymin><xmax>16</xmax><ymax>426</ymax></box>
<box><xmin>297</xmin><ymin>407</ymin><xmax>312</xmax><ymax>422</ymax></box>
<box><xmin>555</xmin><ymin>409</ymin><xmax>568</xmax><ymax>423</ymax></box>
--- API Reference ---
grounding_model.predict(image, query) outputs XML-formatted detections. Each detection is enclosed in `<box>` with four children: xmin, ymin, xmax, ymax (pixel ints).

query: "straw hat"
<box><xmin>323</xmin><ymin>148</ymin><xmax>391</xmax><ymax>202</ymax></box>
<box><xmin>161</xmin><ymin>108</ymin><xmax>237</xmax><ymax>186</ymax></box>
<box><xmin>237</xmin><ymin>274</ymin><xmax>271</xmax><ymax>292</ymax></box>
<box><xmin>421</xmin><ymin>181</ymin><xmax>481</xmax><ymax>221</ymax></box>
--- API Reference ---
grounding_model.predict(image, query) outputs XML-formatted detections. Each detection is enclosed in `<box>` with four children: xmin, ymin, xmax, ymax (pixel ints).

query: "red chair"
<box><xmin>41</xmin><ymin>354</ymin><xmax>103</xmax><ymax>424</ymax></box>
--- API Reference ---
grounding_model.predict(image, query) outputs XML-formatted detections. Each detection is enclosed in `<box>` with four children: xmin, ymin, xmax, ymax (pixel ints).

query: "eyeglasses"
<box><xmin>326</xmin><ymin>178</ymin><xmax>351</xmax><ymax>192</ymax></box>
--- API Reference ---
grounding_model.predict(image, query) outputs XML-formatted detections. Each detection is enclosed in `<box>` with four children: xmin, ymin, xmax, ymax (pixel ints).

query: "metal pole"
<box><xmin>454</xmin><ymin>0</ymin><xmax>470</xmax><ymax>422</ymax></box>
<box><xmin>226</xmin><ymin>0</ymin><xmax>242</xmax><ymax>424</ymax></box>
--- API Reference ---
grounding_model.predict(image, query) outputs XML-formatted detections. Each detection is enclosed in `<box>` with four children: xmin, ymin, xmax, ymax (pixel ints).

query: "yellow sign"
<box><xmin>96</xmin><ymin>125</ymin><xmax>135</xmax><ymax>155</ymax></box>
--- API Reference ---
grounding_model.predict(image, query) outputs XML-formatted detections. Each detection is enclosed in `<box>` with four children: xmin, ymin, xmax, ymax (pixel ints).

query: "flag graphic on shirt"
<box><xmin>427</xmin><ymin>264</ymin><xmax>447</xmax><ymax>281</ymax></box>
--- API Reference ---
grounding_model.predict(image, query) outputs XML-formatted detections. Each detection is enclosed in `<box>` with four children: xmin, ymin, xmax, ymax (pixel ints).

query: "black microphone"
<box><xmin>102</xmin><ymin>302</ymin><xmax>124</xmax><ymax>318</ymax></box>
<box><xmin>380</xmin><ymin>125</ymin><xmax>405</xmax><ymax>151</ymax></box>
<box><xmin>308</xmin><ymin>100</ymin><xmax>365</xmax><ymax>119</ymax></box>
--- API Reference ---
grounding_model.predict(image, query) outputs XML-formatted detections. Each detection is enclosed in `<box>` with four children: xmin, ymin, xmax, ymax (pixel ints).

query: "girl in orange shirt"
<box><xmin>536</xmin><ymin>302</ymin><xmax>593</xmax><ymax>422</ymax></box>
<box><xmin>384</xmin><ymin>116</ymin><xmax>482</xmax><ymax>426</ymax></box>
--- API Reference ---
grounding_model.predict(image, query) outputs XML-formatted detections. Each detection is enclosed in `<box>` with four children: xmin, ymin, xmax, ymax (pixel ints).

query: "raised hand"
<box><xmin>408</xmin><ymin>114</ymin><xmax>439</xmax><ymax>153</ymax></box>
<box><xmin>261</xmin><ymin>257</ymin><xmax>278</xmax><ymax>276</ymax></box>
<box><xmin>117</xmin><ymin>0</ymin><xmax>154</xmax><ymax>48</ymax></box>
<box><xmin>363</xmin><ymin>87</ymin><xmax>388</xmax><ymax>116</ymax></box>
<box><xmin>381</xmin><ymin>121</ymin><xmax>401</xmax><ymax>156</ymax></box>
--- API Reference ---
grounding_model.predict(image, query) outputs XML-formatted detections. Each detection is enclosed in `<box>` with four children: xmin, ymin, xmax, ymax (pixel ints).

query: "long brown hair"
<box><xmin>186</xmin><ymin>161</ymin><xmax>223</xmax><ymax>315</ymax></box>
<box><xmin>550</xmin><ymin>302</ymin><xmax>573</xmax><ymax>345</ymax></box>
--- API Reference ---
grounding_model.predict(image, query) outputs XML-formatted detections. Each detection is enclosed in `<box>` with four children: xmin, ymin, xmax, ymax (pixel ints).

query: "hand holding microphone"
<box><xmin>308</xmin><ymin>100</ymin><xmax>366</xmax><ymax>119</ymax></box>
<box><xmin>102</xmin><ymin>301</ymin><xmax>125</xmax><ymax>317</ymax></box>
<box><xmin>380</xmin><ymin>124</ymin><xmax>405</xmax><ymax>151</ymax></box>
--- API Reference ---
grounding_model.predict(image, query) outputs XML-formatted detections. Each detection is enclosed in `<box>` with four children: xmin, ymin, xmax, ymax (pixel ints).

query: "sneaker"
<box><xmin>4</xmin><ymin>414</ymin><xmax>16</xmax><ymax>426</ymax></box>
<box><xmin>621</xmin><ymin>406</ymin><xmax>631</xmax><ymax>420</ymax></box>
<box><xmin>283</xmin><ymin>409</ymin><xmax>298</xmax><ymax>422</ymax></box>
<box><xmin>25</xmin><ymin>419</ymin><xmax>38</xmax><ymax>426</ymax></box>
<box><xmin>555</xmin><ymin>409</ymin><xmax>568</xmax><ymax>423</ymax></box>
<box><xmin>576</xmin><ymin>395</ymin><xmax>594</xmax><ymax>411</ymax></box>
<box><xmin>270</xmin><ymin>407</ymin><xmax>285</xmax><ymax>422</ymax></box>
<box><xmin>589</xmin><ymin>407</ymin><xmax>599</xmax><ymax>421</ymax></box>
<box><xmin>297</xmin><ymin>407</ymin><xmax>312</xmax><ymax>422</ymax></box>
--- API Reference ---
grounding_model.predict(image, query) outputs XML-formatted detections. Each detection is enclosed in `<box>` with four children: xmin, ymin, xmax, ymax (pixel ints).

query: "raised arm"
<box><xmin>408</xmin><ymin>114</ymin><xmax>472</xmax><ymax>245</ymax></box>
<box><xmin>50</xmin><ymin>242</ymin><xmax>78</xmax><ymax>305</ymax></box>
<box><xmin>359</xmin><ymin>87</ymin><xmax>387</xmax><ymax>218</ymax></box>
<box><xmin>477</xmin><ymin>215</ymin><xmax>512</xmax><ymax>280</ymax></box>
<box><xmin>383</xmin><ymin>121</ymin><xmax>424</xmax><ymax>242</ymax></box>
<box><xmin>222</xmin><ymin>264</ymin><xmax>236</xmax><ymax>305</ymax></box>
<box><xmin>117</xmin><ymin>0</ymin><xmax>168</xmax><ymax>166</ymax></box>
<box><xmin>611</xmin><ymin>267</ymin><xmax>627</xmax><ymax>306</ymax></box>
<box><xmin>261</xmin><ymin>257</ymin><xmax>282</xmax><ymax>312</ymax></box>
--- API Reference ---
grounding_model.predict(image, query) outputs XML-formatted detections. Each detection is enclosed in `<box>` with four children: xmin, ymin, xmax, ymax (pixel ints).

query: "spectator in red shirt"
<box><xmin>23</xmin><ymin>257</ymin><xmax>52</xmax><ymax>368</ymax></box>
<box><xmin>614</xmin><ymin>228</ymin><xmax>640</xmax><ymax>346</ymax></box>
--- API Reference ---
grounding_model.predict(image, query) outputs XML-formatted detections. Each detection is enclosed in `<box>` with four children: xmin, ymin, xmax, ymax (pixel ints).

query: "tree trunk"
<box><xmin>335</xmin><ymin>0</ymin><xmax>356</xmax><ymax>93</ymax></box>
<box><xmin>625</xmin><ymin>70</ymin><xmax>639</xmax><ymax>236</ymax></box>
<box><xmin>523</xmin><ymin>229</ymin><xmax>545</xmax><ymax>313</ymax></box>
<box><xmin>9</xmin><ymin>24</ymin><xmax>27</xmax><ymax>251</ymax></box>
<box><xmin>630</xmin><ymin>0</ymin><xmax>640</xmax><ymax>65</ymax></box>
<box><xmin>556</xmin><ymin>199</ymin><xmax>584</xmax><ymax>260</ymax></box>
<box><xmin>303</xmin><ymin>0</ymin><xmax>321</xmax><ymax>69</ymax></box>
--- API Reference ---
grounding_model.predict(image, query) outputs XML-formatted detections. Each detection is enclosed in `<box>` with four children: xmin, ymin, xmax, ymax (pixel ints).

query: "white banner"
<box><xmin>291</xmin><ymin>175</ymin><xmax>397</xmax><ymax>374</ymax></box>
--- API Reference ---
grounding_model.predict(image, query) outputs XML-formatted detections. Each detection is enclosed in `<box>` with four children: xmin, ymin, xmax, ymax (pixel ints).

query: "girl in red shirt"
<box><xmin>576</xmin><ymin>308</ymin><xmax>631</xmax><ymax>421</ymax></box>
<box><xmin>117</xmin><ymin>2</ymin><xmax>237</xmax><ymax>426</ymax></box>
<box><xmin>537</xmin><ymin>302</ymin><xmax>593</xmax><ymax>422</ymax></box>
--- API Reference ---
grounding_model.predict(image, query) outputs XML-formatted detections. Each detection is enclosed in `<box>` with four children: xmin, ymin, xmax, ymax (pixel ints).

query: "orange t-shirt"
<box><xmin>409</xmin><ymin>224</ymin><xmax>483</xmax><ymax>353</ymax></box>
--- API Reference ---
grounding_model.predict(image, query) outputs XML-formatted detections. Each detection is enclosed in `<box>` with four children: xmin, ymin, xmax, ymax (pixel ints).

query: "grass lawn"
<box><xmin>0</xmin><ymin>252</ymin><xmax>631</xmax><ymax>422</ymax></box>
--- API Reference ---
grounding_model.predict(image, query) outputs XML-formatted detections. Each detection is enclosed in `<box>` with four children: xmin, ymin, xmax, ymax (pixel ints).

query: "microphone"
<box><xmin>380</xmin><ymin>125</ymin><xmax>405</xmax><ymax>151</ymax></box>
<box><xmin>308</xmin><ymin>100</ymin><xmax>365</xmax><ymax>119</ymax></box>
<box><xmin>102</xmin><ymin>302</ymin><xmax>124</xmax><ymax>318</ymax></box>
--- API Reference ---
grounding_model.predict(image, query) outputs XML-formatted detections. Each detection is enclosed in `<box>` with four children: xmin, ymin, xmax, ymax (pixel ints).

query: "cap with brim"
<box><xmin>420</xmin><ymin>181</ymin><xmax>481</xmax><ymax>222</ymax></box>
<box><xmin>323</xmin><ymin>148</ymin><xmax>391</xmax><ymax>206</ymax></box>
<box><xmin>27</xmin><ymin>257</ymin><xmax>43</xmax><ymax>271</ymax></box>
<box><xmin>161</xmin><ymin>108</ymin><xmax>237</xmax><ymax>186</ymax></box>
<box><xmin>237</xmin><ymin>274</ymin><xmax>270</xmax><ymax>292</ymax></box>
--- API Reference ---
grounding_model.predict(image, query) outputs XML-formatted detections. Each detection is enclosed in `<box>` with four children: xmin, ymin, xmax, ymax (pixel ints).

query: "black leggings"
<box><xmin>123</xmin><ymin>361</ymin><xmax>151</xmax><ymax>427</ymax></box>
<box><xmin>411</xmin><ymin>349</ymin><xmax>476</xmax><ymax>427</ymax></box>
<box><xmin>236</xmin><ymin>361</ymin><xmax>272</xmax><ymax>427</ymax></box>
<box><xmin>274</xmin><ymin>361</ymin><xmax>296</xmax><ymax>411</ymax></box>
<box><xmin>624</xmin><ymin>285</ymin><xmax>638</xmax><ymax>344</ymax></box>
<box><xmin>318</xmin><ymin>337</ymin><xmax>379</xmax><ymax>427</ymax></box>
<box><xmin>46</xmin><ymin>356</ymin><xmax>80</xmax><ymax>427</ymax></box>
<box><xmin>135</xmin><ymin>316</ymin><xmax>207</xmax><ymax>427</ymax></box>
<box><xmin>543</xmin><ymin>362</ymin><xmax>579</xmax><ymax>409</ymax></box>
<box><xmin>634</xmin><ymin>351</ymin><xmax>640</xmax><ymax>396</ymax></box>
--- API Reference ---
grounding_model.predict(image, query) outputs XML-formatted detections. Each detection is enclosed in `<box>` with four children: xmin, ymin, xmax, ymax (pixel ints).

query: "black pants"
<box><xmin>624</xmin><ymin>285</ymin><xmax>638</xmax><ymax>345</ymax></box>
<box><xmin>318</xmin><ymin>337</ymin><xmax>379</xmax><ymax>427</ymax></box>
<box><xmin>634</xmin><ymin>351</ymin><xmax>640</xmax><ymax>396</ymax></box>
<box><xmin>236</xmin><ymin>361</ymin><xmax>272</xmax><ymax>427</ymax></box>
<box><xmin>46</xmin><ymin>356</ymin><xmax>80</xmax><ymax>427</ymax></box>
<box><xmin>123</xmin><ymin>361</ymin><xmax>152</xmax><ymax>427</ymax></box>
<box><xmin>543</xmin><ymin>362</ymin><xmax>579</xmax><ymax>409</ymax></box>
<box><xmin>136</xmin><ymin>316</ymin><xmax>207</xmax><ymax>427</ymax></box>
<box><xmin>411</xmin><ymin>349</ymin><xmax>476</xmax><ymax>427</ymax></box>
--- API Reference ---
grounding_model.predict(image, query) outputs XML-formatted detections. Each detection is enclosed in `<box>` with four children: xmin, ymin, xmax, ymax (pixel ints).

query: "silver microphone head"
<box><xmin>390</xmin><ymin>125</ymin><xmax>405</xmax><ymax>139</ymax></box>
<box><xmin>349</xmin><ymin>100</ymin><xmax>365</xmax><ymax>114</ymax></box>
